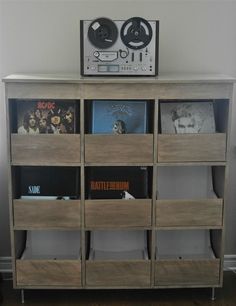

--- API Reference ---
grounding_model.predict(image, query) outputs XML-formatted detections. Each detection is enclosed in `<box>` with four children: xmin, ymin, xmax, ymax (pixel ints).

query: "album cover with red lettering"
<box><xmin>87</xmin><ymin>166</ymin><xmax>149</xmax><ymax>199</ymax></box>
<box><xmin>16</xmin><ymin>99</ymin><xmax>78</xmax><ymax>134</ymax></box>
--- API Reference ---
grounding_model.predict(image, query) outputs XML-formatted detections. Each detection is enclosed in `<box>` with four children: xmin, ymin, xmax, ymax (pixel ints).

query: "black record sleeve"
<box><xmin>20</xmin><ymin>166</ymin><xmax>79</xmax><ymax>198</ymax></box>
<box><xmin>87</xmin><ymin>166</ymin><xmax>149</xmax><ymax>199</ymax></box>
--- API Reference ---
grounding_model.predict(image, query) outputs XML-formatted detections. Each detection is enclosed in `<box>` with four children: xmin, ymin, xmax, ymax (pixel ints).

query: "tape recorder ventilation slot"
<box><xmin>80</xmin><ymin>17</ymin><xmax>159</xmax><ymax>76</ymax></box>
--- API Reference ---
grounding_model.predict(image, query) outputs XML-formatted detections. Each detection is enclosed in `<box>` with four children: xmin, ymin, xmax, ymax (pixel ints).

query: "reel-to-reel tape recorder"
<box><xmin>80</xmin><ymin>17</ymin><xmax>159</xmax><ymax>76</ymax></box>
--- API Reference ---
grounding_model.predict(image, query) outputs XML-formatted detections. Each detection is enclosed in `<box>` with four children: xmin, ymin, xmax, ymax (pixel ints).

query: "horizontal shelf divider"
<box><xmin>84</xmin><ymin>163</ymin><xmax>154</xmax><ymax>167</ymax></box>
<box><xmin>13</xmin><ymin>227</ymin><xmax>82</xmax><ymax>231</ymax></box>
<box><xmin>85</xmin><ymin>227</ymin><xmax>153</xmax><ymax>231</ymax></box>
<box><xmin>155</xmin><ymin>226</ymin><xmax>223</xmax><ymax>230</ymax></box>
<box><xmin>11</xmin><ymin>162</ymin><xmax>81</xmax><ymax>167</ymax></box>
<box><xmin>157</xmin><ymin>162</ymin><xmax>226</xmax><ymax>166</ymax></box>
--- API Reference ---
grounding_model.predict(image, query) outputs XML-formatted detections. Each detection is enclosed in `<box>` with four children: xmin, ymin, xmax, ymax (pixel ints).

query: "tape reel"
<box><xmin>88</xmin><ymin>17</ymin><xmax>118</xmax><ymax>49</ymax></box>
<box><xmin>120</xmin><ymin>17</ymin><xmax>153</xmax><ymax>50</ymax></box>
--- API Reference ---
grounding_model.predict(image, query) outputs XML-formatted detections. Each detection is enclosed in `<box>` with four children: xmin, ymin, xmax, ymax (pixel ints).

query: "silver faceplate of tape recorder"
<box><xmin>80</xmin><ymin>17</ymin><xmax>159</xmax><ymax>76</ymax></box>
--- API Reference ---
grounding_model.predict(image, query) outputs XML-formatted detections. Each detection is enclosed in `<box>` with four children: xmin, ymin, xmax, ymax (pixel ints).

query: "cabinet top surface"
<box><xmin>2</xmin><ymin>73</ymin><xmax>236</xmax><ymax>84</ymax></box>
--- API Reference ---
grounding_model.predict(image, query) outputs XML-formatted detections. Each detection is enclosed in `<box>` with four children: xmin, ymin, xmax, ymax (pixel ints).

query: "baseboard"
<box><xmin>224</xmin><ymin>255</ymin><xmax>236</xmax><ymax>271</ymax></box>
<box><xmin>0</xmin><ymin>257</ymin><xmax>12</xmax><ymax>273</ymax></box>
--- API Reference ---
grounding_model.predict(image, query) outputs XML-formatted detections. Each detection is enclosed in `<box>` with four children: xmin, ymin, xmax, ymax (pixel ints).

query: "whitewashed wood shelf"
<box><xmin>3</xmin><ymin>73</ymin><xmax>235</xmax><ymax>292</ymax></box>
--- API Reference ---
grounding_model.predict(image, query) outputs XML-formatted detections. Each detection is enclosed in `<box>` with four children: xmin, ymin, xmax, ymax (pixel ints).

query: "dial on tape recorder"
<box><xmin>80</xmin><ymin>17</ymin><xmax>159</xmax><ymax>76</ymax></box>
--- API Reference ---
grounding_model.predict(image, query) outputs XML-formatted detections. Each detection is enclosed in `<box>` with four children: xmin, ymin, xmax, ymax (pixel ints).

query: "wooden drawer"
<box><xmin>155</xmin><ymin>259</ymin><xmax>220</xmax><ymax>286</ymax></box>
<box><xmin>85</xmin><ymin>134</ymin><xmax>153</xmax><ymax>164</ymax></box>
<box><xmin>85</xmin><ymin>199</ymin><xmax>152</xmax><ymax>228</ymax></box>
<box><xmin>13</xmin><ymin>199</ymin><xmax>80</xmax><ymax>229</ymax></box>
<box><xmin>16</xmin><ymin>260</ymin><xmax>81</xmax><ymax>287</ymax></box>
<box><xmin>157</xmin><ymin>133</ymin><xmax>226</xmax><ymax>162</ymax></box>
<box><xmin>86</xmin><ymin>260</ymin><xmax>151</xmax><ymax>287</ymax></box>
<box><xmin>156</xmin><ymin>199</ymin><xmax>223</xmax><ymax>227</ymax></box>
<box><xmin>11</xmin><ymin>134</ymin><xmax>80</xmax><ymax>165</ymax></box>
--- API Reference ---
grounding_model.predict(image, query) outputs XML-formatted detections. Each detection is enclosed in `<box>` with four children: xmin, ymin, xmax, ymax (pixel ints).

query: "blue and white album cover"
<box><xmin>91</xmin><ymin>100</ymin><xmax>148</xmax><ymax>134</ymax></box>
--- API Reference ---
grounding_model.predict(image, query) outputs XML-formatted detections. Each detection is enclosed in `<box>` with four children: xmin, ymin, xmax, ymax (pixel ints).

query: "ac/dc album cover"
<box><xmin>16</xmin><ymin>99</ymin><xmax>78</xmax><ymax>134</ymax></box>
<box><xmin>91</xmin><ymin>100</ymin><xmax>148</xmax><ymax>134</ymax></box>
<box><xmin>20</xmin><ymin>166</ymin><xmax>79</xmax><ymax>197</ymax></box>
<box><xmin>87</xmin><ymin>167</ymin><xmax>149</xmax><ymax>199</ymax></box>
<box><xmin>160</xmin><ymin>101</ymin><xmax>216</xmax><ymax>134</ymax></box>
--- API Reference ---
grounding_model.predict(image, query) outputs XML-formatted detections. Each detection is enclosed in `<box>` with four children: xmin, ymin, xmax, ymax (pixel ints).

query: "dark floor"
<box><xmin>1</xmin><ymin>272</ymin><xmax>236</xmax><ymax>306</ymax></box>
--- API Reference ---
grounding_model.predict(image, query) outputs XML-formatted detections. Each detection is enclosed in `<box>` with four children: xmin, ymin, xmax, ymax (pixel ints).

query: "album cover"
<box><xmin>16</xmin><ymin>99</ymin><xmax>77</xmax><ymax>134</ymax></box>
<box><xmin>160</xmin><ymin>101</ymin><xmax>216</xmax><ymax>134</ymax></box>
<box><xmin>20</xmin><ymin>166</ymin><xmax>79</xmax><ymax>197</ymax></box>
<box><xmin>91</xmin><ymin>100</ymin><xmax>148</xmax><ymax>134</ymax></box>
<box><xmin>87</xmin><ymin>166</ymin><xmax>149</xmax><ymax>199</ymax></box>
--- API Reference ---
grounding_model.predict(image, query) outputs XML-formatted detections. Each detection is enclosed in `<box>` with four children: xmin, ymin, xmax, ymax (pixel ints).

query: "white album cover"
<box><xmin>160</xmin><ymin>101</ymin><xmax>216</xmax><ymax>134</ymax></box>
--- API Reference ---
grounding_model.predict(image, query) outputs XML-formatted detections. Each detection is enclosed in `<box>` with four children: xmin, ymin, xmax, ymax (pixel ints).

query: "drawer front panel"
<box><xmin>16</xmin><ymin>260</ymin><xmax>81</xmax><ymax>287</ymax></box>
<box><xmin>85</xmin><ymin>135</ymin><xmax>153</xmax><ymax>164</ymax></box>
<box><xmin>85</xmin><ymin>199</ymin><xmax>152</xmax><ymax>228</ymax></box>
<box><xmin>86</xmin><ymin>261</ymin><xmax>151</xmax><ymax>287</ymax></box>
<box><xmin>14</xmin><ymin>200</ymin><xmax>80</xmax><ymax>229</ymax></box>
<box><xmin>156</xmin><ymin>199</ymin><xmax>223</xmax><ymax>227</ymax></box>
<box><xmin>155</xmin><ymin>260</ymin><xmax>220</xmax><ymax>286</ymax></box>
<box><xmin>158</xmin><ymin>134</ymin><xmax>226</xmax><ymax>162</ymax></box>
<box><xmin>11</xmin><ymin>134</ymin><xmax>80</xmax><ymax>165</ymax></box>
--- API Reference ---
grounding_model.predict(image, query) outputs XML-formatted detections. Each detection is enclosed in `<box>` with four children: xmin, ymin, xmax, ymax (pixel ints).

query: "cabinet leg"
<box><xmin>211</xmin><ymin>287</ymin><xmax>216</xmax><ymax>301</ymax></box>
<box><xmin>21</xmin><ymin>289</ymin><xmax>25</xmax><ymax>304</ymax></box>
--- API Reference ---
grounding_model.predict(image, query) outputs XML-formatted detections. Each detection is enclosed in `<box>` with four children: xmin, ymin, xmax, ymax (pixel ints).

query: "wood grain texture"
<box><xmin>85</xmin><ymin>134</ymin><xmax>153</xmax><ymax>164</ymax></box>
<box><xmin>6</xmin><ymin>82</ymin><xmax>81</xmax><ymax>99</ymax></box>
<box><xmin>16</xmin><ymin>260</ymin><xmax>81</xmax><ymax>287</ymax></box>
<box><xmin>86</xmin><ymin>261</ymin><xmax>151</xmax><ymax>287</ymax></box>
<box><xmin>11</xmin><ymin>134</ymin><xmax>80</xmax><ymax>165</ymax></box>
<box><xmin>156</xmin><ymin>199</ymin><xmax>223</xmax><ymax>227</ymax></box>
<box><xmin>13</xmin><ymin>199</ymin><xmax>80</xmax><ymax>229</ymax></box>
<box><xmin>158</xmin><ymin>133</ymin><xmax>226</xmax><ymax>162</ymax></box>
<box><xmin>3</xmin><ymin>73</ymin><xmax>235</xmax><ymax>83</ymax></box>
<box><xmin>155</xmin><ymin>260</ymin><xmax>220</xmax><ymax>286</ymax></box>
<box><xmin>82</xmin><ymin>83</ymin><xmax>232</xmax><ymax>100</ymax></box>
<box><xmin>85</xmin><ymin>199</ymin><xmax>152</xmax><ymax>228</ymax></box>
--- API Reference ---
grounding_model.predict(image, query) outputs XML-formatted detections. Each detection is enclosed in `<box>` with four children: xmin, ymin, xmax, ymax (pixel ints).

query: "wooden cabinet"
<box><xmin>3</xmin><ymin>74</ymin><xmax>235</xmax><ymax>291</ymax></box>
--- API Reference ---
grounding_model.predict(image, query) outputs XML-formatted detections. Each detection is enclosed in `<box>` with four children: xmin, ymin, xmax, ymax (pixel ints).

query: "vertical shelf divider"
<box><xmin>151</xmin><ymin>98</ymin><xmax>158</xmax><ymax>287</ymax></box>
<box><xmin>80</xmin><ymin>97</ymin><xmax>86</xmax><ymax>287</ymax></box>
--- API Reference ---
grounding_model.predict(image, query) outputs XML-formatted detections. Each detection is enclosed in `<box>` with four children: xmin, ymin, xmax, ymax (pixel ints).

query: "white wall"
<box><xmin>0</xmin><ymin>0</ymin><xmax>236</xmax><ymax>255</ymax></box>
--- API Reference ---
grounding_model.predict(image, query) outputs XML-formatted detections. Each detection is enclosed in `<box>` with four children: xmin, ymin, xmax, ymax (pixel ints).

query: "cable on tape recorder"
<box><xmin>80</xmin><ymin>17</ymin><xmax>159</xmax><ymax>76</ymax></box>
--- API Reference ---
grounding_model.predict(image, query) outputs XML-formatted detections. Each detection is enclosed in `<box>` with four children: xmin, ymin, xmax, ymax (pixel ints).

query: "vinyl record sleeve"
<box><xmin>160</xmin><ymin>101</ymin><xmax>216</xmax><ymax>134</ymax></box>
<box><xmin>16</xmin><ymin>99</ymin><xmax>77</xmax><ymax>134</ymax></box>
<box><xmin>20</xmin><ymin>166</ymin><xmax>79</xmax><ymax>197</ymax></box>
<box><xmin>87</xmin><ymin>166</ymin><xmax>149</xmax><ymax>199</ymax></box>
<box><xmin>91</xmin><ymin>100</ymin><xmax>148</xmax><ymax>134</ymax></box>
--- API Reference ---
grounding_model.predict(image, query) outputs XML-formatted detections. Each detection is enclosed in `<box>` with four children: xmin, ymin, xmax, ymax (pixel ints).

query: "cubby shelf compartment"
<box><xmin>156</xmin><ymin>199</ymin><xmax>223</xmax><ymax>228</ymax></box>
<box><xmin>11</xmin><ymin>134</ymin><xmax>81</xmax><ymax>165</ymax></box>
<box><xmin>85</xmin><ymin>199</ymin><xmax>152</xmax><ymax>228</ymax></box>
<box><xmin>85</xmin><ymin>134</ymin><xmax>153</xmax><ymax>164</ymax></box>
<box><xmin>157</xmin><ymin>133</ymin><xmax>226</xmax><ymax>162</ymax></box>
<box><xmin>13</xmin><ymin>199</ymin><xmax>81</xmax><ymax>229</ymax></box>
